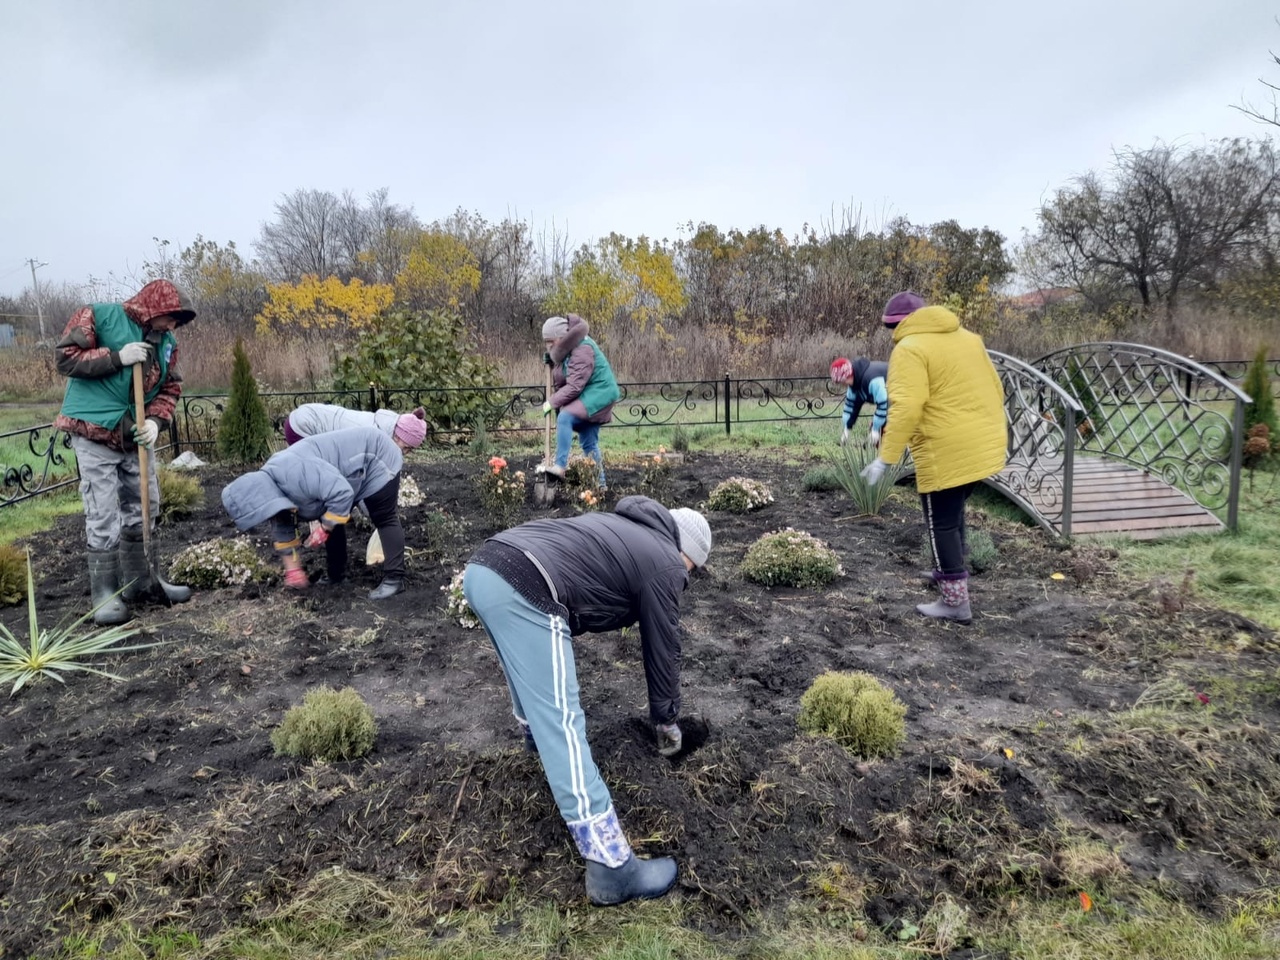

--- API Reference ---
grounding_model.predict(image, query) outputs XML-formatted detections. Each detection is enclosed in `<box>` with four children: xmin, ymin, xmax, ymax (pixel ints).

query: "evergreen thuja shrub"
<box><xmin>271</xmin><ymin>686</ymin><xmax>377</xmax><ymax>762</ymax></box>
<box><xmin>0</xmin><ymin>544</ymin><xmax>27</xmax><ymax>606</ymax></box>
<box><xmin>1242</xmin><ymin>345</ymin><xmax>1277</xmax><ymax>441</ymax></box>
<box><xmin>217</xmin><ymin>338</ymin><xmax>274</xmax><ymax>464</ymax></box>
<box><xmin>798</xmin><ymin>670</ymin><xmax>906</xmax><ymax>759</ymax></box>
<box><xmin>157</xmin><ymin>469</ymin><xmax>204</xmax><ymax>524</ymax></box>
<box><xmin>333</xmin><ymin>307</ymin><xmax>502</xmax><ymax>429</ymax></box>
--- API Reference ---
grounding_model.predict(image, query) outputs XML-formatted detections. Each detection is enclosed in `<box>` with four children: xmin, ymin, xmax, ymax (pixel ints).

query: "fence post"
<box><xmin>368</xmin><ymin>384</ymin><xmax>377</xmax><ymax>412</ymax></box>
<box><xmin>724</xmin><ymin>375</ymin><xmax>731</xmax><ymax>436</ymax></box>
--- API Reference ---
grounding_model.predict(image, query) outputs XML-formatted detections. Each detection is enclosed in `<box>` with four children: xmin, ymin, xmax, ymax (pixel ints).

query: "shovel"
<box><xmin>533</xmin><ymin>362</ymin><xmax>556</xmax><ymax>507</ymax></box>
<box><xmin>131</xmin><ymin>364</ymin><xmax>172</xmax><ymax>606</ymax></box>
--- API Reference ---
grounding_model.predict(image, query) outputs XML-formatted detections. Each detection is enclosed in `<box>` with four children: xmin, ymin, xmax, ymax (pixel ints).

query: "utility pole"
<box><xmin>26</xmin><ymin>258</ymin><xmax>47</xmax><ymax>340</ymax></box>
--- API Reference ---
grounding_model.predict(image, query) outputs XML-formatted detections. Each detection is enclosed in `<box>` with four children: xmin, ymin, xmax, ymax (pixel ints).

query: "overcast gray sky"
<box><xmin>1</xmin><ymin>0</ymin><xmax>1277</xmax><ymax>292</ymax></box>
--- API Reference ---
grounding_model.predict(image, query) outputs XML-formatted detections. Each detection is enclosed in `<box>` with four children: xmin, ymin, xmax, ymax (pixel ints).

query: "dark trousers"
<box><xmin>326</xmin><ymin>474</ymin><xmax>405</xmax><ymax>581</ymax></box>
<box><xmin>920</xmin><ymin>482</ymin><xmax>977</xmax><ymax>577</ymax></box>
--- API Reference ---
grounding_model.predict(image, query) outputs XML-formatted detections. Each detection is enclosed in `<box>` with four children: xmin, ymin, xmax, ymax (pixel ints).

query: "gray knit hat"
<box><xmin>669</xmin><ymin>508</ymin><xmax>712</xmax><ymax>568</ymax></box>
<box><xmin>541</xmin><ymin>315</ymin><xmax>570</xmax><ymax>341</ymax></box>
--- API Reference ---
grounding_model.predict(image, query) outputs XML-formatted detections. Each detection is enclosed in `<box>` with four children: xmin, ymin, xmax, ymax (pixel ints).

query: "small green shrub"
<box><xmin>801</xmin><ymin>465</ymin><xmax>842</xmax><ymax>492</ymax></box>
<box><xmin>967</xmin><ymin>530</ymin><xmax>998</xmax><ymax>573</ymax></box>
<box><xmin>707</xmin><ymin>476</ymin><xmax>774</xmax><ymax>513</ymax></box>
<box><xmin>0</xmin><ymin>543</ymin><xmax>28</xmax><ymax>606</ymax></box>
<box><xmin>798</xmin><ymin>670</ymin><xmax>906</xmax><ymax>759</ymax></box>
<box><xmin>420</xmin><ymin>509</ymin><xmax>470</xmax><ymax>562</ymax></box>
<box><xmin>741</xmin><ymin>528</ymin><xmax>843</xmax><ymax>588</ymax></box>
<box><xmin>468</xmin><ymin>416</ymin><xmax>496</xmax><ymax>458</ymax></box>
<box><xmin>216</xmin><ymin>338</ymin><xmax>274</xmax><ymax>464</ymax></box>
<box><xmin>670</xmin><ymin>424</ymin><xmax>691</xmax><ymax>453</ymax></box>
<box><xmin>1242</xmin><ymin>344</ymin><xmax>1277</xmax><ymax>440</ymax></box>
<box><xmin>271</xmin><ymin>685</ymin><xmax>377</xmax><ymax>762</ymax></box>
<box><xmin>831</xmin><ymin>443</ymin><xmax>902</xmax><ymax>516</ymax></box>
<box><xmin>168</xmin><ymin>536</ymin><xmax>275</xmax><ymax>589</ymax></box>
<box><xmin>157</xmin><ymin>469</ymin><xmax>204</xmax><ymax>524</ymax></box>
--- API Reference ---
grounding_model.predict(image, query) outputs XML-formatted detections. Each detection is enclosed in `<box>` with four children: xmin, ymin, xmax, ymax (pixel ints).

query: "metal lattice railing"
<box><xmin>1033</xmin><ymin>343</ymin><xmax>1252</xmax><ymax>530</ymax></box>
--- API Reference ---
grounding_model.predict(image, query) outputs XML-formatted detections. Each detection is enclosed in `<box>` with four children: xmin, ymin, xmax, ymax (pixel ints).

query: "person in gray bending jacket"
<box><xmin>221</xmin><ymin>427</ymin><xmax>408</xmax><ymax>600</ymax></box>
<box><xmin>461</xmin><ymin>495</ymin><xmax>712</xmax><ymax>906</ymax></box>
<box><xmin>284</xmin><ymin>402</ymin><xmax>428</xmax><ymax>448</ymax></box>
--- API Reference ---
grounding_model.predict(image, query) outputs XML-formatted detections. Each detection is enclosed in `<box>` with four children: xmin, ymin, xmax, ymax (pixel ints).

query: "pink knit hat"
<box><xmin>394</xmin><ymin>413</ymin><xmax>428</xmax><ymax>448</ymax></box>
<box><xmin>830</xmin><ymin>358</ymin><xmax>853</xmax><ymax>382</ymax></box>
<box><xmin>882</xmin><ymin>290</ymin><xmax>926</xmax><ymax>327</ymax></box>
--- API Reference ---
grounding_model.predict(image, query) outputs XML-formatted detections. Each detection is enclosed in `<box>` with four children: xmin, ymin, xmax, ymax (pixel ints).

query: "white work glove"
<box><xmin>840</xmin><ymin>426</ymin><xmax>850</xmax><ymax>447</ymax></box>
<box><xmin>132</xmin><ymin>418</ymin><xmax>160</xmax><ymax>448</ymax></box>
<box><xmin>655</xmin><ymin>721</ymin><xmax>683</xmax><ymax>757</ymax></box>
<box><xmin>867</xmin><ymin>428</ymin><xmax>881</xmax><ymax>449</ymax></box>
<box><xmin>860</xmin><ymin>458</ymin><xmax>888</xmax><ymax>485</ymax></box>
<box><xmin>118</xmin><ymin>342</ymin><xmax>152</xmax><ymax>366</ymax></box>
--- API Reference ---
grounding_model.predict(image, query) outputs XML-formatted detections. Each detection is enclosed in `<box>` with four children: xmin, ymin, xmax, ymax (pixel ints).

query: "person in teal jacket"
<box><xmin>537</xmin><ymin>314</ymin><xmax>620</xmax><ymax>489</ymax></box>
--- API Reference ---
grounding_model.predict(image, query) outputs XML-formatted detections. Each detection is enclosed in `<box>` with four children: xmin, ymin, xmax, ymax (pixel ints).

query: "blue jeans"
<box><xmin>555</xmin><ymin>410</ymin><xmax>605</xmax><ymax>486</ymax></box>
<box><xmin>462</xmin><ymin>563</ymin><xmax>614</xmax><ymax>825</ymax></box>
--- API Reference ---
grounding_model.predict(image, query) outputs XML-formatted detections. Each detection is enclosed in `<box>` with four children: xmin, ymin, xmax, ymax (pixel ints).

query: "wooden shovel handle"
<box><xmin>544</xmin><ymin>362</ymin><xmax>553</xmax><ymax>466</ymax></box>
<box><xmin>131</xmin><ymin>364</ymin><xmax>152</xmax><ymax>552</ymax></box>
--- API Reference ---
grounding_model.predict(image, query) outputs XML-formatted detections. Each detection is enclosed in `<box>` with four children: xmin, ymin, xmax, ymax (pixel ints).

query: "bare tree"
<box><xmin>255</xmin><ymin>189</ymin><xmax>343</xmax><ymax>281</ymax></box>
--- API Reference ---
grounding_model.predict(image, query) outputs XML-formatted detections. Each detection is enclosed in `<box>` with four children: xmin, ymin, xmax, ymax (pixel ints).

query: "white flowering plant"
<box><xmin>398</xmin><ymin>474</ymin><xmax>424</xmax><ymax>509</ymax></box>
<box><xmin>707</xmin><ymin>476</ymin><xmax>774</xmax><ymax>513</ymax></box>
<box><xmin>741</xmin><ymin>528</ymin><xmax>844</xmax><ymax>588</ymax></box>
<box><xmin>442</xmin><ymin>570</ymin><xmax>481</xmax><ymax>629</ymax></box>
<box><xmin>168</xmin><ymin>536</ymin><xmax>276</xmax><ymax>589</ymax></box>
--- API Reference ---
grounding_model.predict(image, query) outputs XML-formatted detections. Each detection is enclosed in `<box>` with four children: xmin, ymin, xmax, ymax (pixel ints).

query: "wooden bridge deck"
<box><xmin>991</xmin><ymin>456</ymin><xmax>1224</xmax><ymax>540</ymax></box>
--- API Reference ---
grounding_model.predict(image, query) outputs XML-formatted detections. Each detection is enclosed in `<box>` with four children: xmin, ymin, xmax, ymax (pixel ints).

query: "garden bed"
<box><xmin>1</xmin><ymin>450</ymin><xmax>1278</xmax><ymax>956</ymax></box>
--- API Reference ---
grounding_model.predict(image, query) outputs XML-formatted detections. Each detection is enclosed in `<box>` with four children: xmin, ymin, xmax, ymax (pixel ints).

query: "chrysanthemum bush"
<box><xmin>476</xmin><ymin>456</ymin><xmax>526</xmax><ymax>528</ymax></box>
<box><xmin>168</xmin><ymin>536</ymin><xmax>275</xmax><ymax>589</ymax></box>
<box><xmin>271</xmin><ymin>685</ymin><xmax>377</xmax><ymax>762</ymax></box>
<box><xmin>398</xmin><ymin>474</ymin><xmax>424</xmax><ymax>508</ymax></box>
<box><xmin>707</xmin><ymin>476</ymin><xmax>774</xmax><ymax>513</ymax></box>
<box><xmin>741</xmin><ymin>528</ymin><xmax>843</xmax><ymax>588</ymax></box>
<box><xmin>562</xmin><ymin>455</ymin><xmax>605</xmax><ymax>511</ymax></box>
<box><xmin>798</xmin><ymin>670</ymin><xmax>906</xmax><ymax>759</ymax></box>
<box><xmin>443</xmin><ymin>569</ymin><xmax>481</xmax><ymax>629</ymax></box>
<box><xmin>638</xmin><ymin>447</ymin><xmax>673</xmax><ymax>504</ymax></box>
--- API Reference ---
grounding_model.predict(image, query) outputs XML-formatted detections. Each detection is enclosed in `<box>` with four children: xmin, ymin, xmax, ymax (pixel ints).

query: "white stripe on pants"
<box><xmin>462</xmin><ymin>562</ymin><xmax>612</xmax><ymax>824</ymax></box>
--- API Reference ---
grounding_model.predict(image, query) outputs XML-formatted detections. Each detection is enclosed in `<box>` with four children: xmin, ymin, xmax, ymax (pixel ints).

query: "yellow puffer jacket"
<box><xmin>878</xmin><ymin>305</ymin><xmax>1007</xmax><ymax>493</ymax></box>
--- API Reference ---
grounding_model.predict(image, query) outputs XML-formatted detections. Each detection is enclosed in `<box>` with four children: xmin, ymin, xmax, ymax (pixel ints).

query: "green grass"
<box><xmin>1100</xmin><ymin>479</ymin><xmax>1280</xmax><ymax>630</ymax></box>
<box><xmin>46</xmin><ymin>885</ymin><xmax>1280</xmax><ymax>960</ymax></box>
<box><xmin>0</xmin><ymin>488</ymin><xmax>81</xmax><ymax>545</ymax></box>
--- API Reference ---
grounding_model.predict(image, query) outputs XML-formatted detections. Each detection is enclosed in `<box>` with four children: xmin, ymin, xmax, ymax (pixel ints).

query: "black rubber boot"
<box><xmin>585</xmin><ymin>855</ymin><xmax>678</xmax><ymax>906</ymax></box>
<box><xmin>368</xmin><ymin>578</ymin><xmax>403</xmax><ymax>600</ymax></box>
<box><xmin>120</xmin><ymin>529</ymin><xmax>192</xmax><ymax>604</ymax></box>
<box><xmin>87</xmin><ymin>550</ymin><xmax>130</xmax><ymax>626</ymax></box>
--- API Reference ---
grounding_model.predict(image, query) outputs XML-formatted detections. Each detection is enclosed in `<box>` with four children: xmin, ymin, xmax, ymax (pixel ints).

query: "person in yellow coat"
<box><xmin>860</xmin><ymin>291</ymin><xmax>1007</xmax><ymax>623</ymax></box>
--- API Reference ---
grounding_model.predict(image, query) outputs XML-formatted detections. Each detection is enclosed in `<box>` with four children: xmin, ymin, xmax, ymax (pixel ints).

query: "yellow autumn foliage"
<box><xmin>395</xmin><ymin>230</ymin><xmax>481</xmax><ymax>311</ymax></box>
<box><xmin>254</xmin><ymin>274</ymin><xmax>394</xmax><ymax>335</ymax></box>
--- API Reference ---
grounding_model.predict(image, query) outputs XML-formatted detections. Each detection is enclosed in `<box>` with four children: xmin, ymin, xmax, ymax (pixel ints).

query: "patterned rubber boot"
<box><xmin>916</xmin><ymin>575</ymin><xmax>972</xmax><ymax>624</ymax></box>
<box><xmin>569</xmin><ymin>807</ymin><xmax>677</xmax><ymax>906</ymax></box>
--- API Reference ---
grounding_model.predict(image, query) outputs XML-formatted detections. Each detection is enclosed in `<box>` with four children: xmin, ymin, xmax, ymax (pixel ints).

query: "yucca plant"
<box><xmin>0</xmin><ymin>549</ymin><xmax>154</xmax><ymax>695</ymax></box>
<box><xmin>831</xmin><ymin>443</ymin><xmax>904</xmax><ymax>516</ymax></box>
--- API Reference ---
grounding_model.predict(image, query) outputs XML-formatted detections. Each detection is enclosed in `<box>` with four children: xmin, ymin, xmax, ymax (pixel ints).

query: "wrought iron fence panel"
<box><xmin>988</xmin><ymin>351</ymin><xmax>1083</xmax><ymax>535</ymax></box>
<box><xmin>733</xmin><ymin>377</ymin><xmax>844</xmax><ymax>430</ymax></box>
<box><xmin>0</xmin><ymin>423</ymin><xmax>77</xmax><ymax>505</ymax></box>
<box><xmin>1034</xmin><ymin>342</ymin><xmax>1250</xmax><ymax>526</ymax></box>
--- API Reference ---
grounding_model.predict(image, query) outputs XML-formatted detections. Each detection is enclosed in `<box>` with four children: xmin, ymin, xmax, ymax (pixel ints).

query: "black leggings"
<box><xmin>326</xmin><ymin>474</ymin><xmax>405</xmax><ymax>580</ymax></box>
<box><xmin>920</xmin><ymin>482</ymin><xmax>977</xmax><ymax>577</ymax></box>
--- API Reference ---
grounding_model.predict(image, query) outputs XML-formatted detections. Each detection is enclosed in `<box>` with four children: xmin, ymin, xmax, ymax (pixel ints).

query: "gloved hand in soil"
<box><xmin>840</xmin><ymin>426</ymin><xmax>850</xmax><ymax>447</ymax></box>
<box><xmin>283</xmin><ymin>566</ymin><xmax>309</xmax><ymax>590</ymax></box>
<box><xmin>867</xmin><ymin>428</ymin><xmax>881</xmax><ymax>449</ymax></box>
<box><xmin>305</xmin><ymin>524</ymin><xmax>330</xmax><ymax>548</ymax></box>
<box><xmin>132</xmin><ymin>418</ymin><xmax>160</xmax><ymax>448</ymax></box>
<box><xmin>860</xmin><ymin>458</ymin><xmax>888</xmax><ymax>485</ymax></box>
<box><xmin>655</xmin><ymin>721</ymin><xmax>683</xmax><ymax>757</ymax></box>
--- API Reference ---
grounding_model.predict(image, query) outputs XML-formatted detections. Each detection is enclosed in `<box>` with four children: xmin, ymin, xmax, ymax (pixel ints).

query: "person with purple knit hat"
<box><xmin>859</xmin><ymin>291</ymin><xmax>1007</xmax><ymax>623</ymax></box>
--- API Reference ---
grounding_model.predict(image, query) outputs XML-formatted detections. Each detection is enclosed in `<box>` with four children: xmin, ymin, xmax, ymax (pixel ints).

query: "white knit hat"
<box><xmin>669</xmin><ymin>508</ymin><xmax>711</xmax><ymax>568</ymax></box>
<box><xmin>541</xmin><ymin>315</ymin><xmax>570</xmax><ymax>341</ymax></box>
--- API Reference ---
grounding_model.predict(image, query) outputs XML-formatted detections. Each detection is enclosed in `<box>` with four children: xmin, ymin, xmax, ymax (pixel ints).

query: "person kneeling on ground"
<box><xmin>283</xmin><ymin>401</ymin><xmax>428</xmax><ymax>448</ymax></box>
<box><xmin>537</xmin><ymin>313</ymin><xmax>620</xmax><ymax>490</ymax></box>
<box><xmin>221</xmin><ymin>427</ymin><xmax>410</xmax><ymax>600</ymax></box>
<box><xmin>461</xmin><ymin>496</ymin><xmax>712</xmax><ymax>906</ymax></box>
